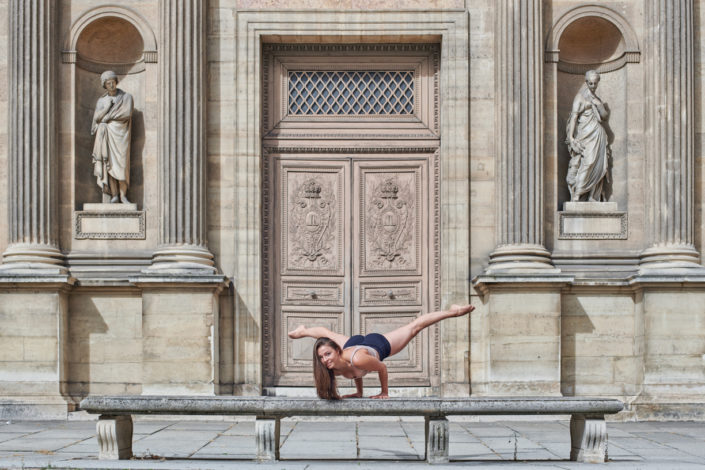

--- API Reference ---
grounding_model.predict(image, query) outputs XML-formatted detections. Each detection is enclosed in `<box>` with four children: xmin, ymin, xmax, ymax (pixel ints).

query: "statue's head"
<box><xmin>585</xmin><ymin>70</ymin><xmax>600</xmax><ymax>93</ymax></box>
<box><xmin>100</xmin><ymin>70</ymin><xmax>119</xmax><ymax>89</ymax></box>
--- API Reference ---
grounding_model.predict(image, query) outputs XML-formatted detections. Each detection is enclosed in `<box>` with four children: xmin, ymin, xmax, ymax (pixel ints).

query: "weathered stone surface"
<box><xmin>425</xmin><ymin>416</ymin><xmax>449</xmax><ymax>463</ymax></box>
<box><xmin>79</xmin><ymin>395</ymin><xmax>623</xmax><ymax>417</ymax></box>
<box><xmin>570</xmin><ymin>415</ymin><xmax>607</xmax><ymax>463</ymax></box>
<box><xmin>97</xmin><ymin>415</ymin><xmax>132</xmax><ymax>460</ymax></box>
<box><xmin>255</xmin><ymin>417</ymin><xmax>279</xmax><ymax>461</ymax></box>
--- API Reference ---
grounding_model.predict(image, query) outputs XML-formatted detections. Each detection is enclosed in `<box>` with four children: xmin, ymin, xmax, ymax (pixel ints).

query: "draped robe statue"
<box><xmin>91</xmin><ymin>70</ymin><xmax>133</xmax><ymax>204</ymax></box>
<box><xmin>565</xmin><ymin>70</ymin><xmax>610</xmax><ymax>202</ymax></box>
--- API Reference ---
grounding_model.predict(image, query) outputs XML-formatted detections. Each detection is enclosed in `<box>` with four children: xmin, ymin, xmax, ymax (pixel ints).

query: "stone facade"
<box><xmin>0</xmin><ymin>0</ymin><xmax>704</xmax><ymax>420</ymax></box>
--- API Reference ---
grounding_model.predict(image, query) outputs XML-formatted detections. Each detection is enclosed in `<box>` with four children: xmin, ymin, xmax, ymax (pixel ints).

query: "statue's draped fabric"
<box><xmin>566</xmin><ymin>87</ymin><xmax>609</xmax><ymax>201</ymax></box>
<box><xmin>92</xmin><ymin>89</ymin><xmax>133</xmax><ymax>193</ymax></box>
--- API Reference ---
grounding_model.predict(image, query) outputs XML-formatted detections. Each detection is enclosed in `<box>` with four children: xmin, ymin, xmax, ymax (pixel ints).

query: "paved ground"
<box><xmin>0</xmin><ymin>418</ymin><xmax>704</xmax><ymax>469</ymax></box>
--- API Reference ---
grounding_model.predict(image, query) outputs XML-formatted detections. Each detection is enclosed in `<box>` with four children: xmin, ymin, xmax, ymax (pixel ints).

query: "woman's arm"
<box><xmin>352</xmin><ymin>353</ymin><xmax>389</xmax><ymax>399</ymax></box>
<box><xmin>342</xmin><ymin>378</ymin><xmax>364</xmax><ymax>398</ymax></box>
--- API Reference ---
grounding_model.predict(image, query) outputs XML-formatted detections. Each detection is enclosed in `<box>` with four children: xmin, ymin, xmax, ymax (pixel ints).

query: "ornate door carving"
<box><xmin>265</xmin><ymin>156</ymin><xmax>437</xmax><ymax>388</ymax></box>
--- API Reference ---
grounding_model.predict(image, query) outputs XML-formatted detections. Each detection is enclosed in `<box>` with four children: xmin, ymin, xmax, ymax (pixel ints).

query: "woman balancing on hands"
<box><xmin>288</xmin><ymin>304</ymin><xmax>475</xmax><ymax>399</ymax></box>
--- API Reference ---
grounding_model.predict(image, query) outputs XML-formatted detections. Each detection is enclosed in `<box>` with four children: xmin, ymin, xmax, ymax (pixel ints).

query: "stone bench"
<box><xmin>79</xmin><ymin>395</ymin><xmax>623</xmax><ymax>463</ymax></box>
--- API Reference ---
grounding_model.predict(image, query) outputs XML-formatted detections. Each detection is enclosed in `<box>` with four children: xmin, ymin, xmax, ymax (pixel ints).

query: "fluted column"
<box><xmin>640</xmin><ymin>0</ymin><xmax>701</xmax><ymax>269</ymax></box>
<box><xmin>488</xmin><ymin>0</ymin><xmax>554</xmax><ymax>272</ymax></box>
<box><xmin>148</xmin><ymin>0</ymin><xmax>215</xmax><ymax>272</ymax></box>
<box><xmin>0</xmin><ymin>0</ymin><xmax>65</xmax><ymax>274</ymax></box>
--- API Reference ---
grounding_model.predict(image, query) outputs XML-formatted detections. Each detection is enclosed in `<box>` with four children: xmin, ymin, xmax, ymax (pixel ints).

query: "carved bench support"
<box><xmin>570</xmin><ymin>414</ymin><xmax>607</xmax><ymax>463</ymax></box>
<box><xmin>255</xmin><ymin>416</ymin><xmax>280</xmax><ymax>461</ymax></box>
<box><xmin>425</xmin><ymin>416</ymin><xmax>449</xmax><ymax>463</ymax></box>
<box><xmin>97</xmin><ymin>415</ymin><xmax>133</xmax><ymax>460</ymax></box>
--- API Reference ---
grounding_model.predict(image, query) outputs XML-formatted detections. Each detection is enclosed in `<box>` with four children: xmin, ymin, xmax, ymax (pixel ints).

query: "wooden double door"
<box><xmin>264</xmin><ymin>154</ymin><xmax>439</xmax><ymax>389</ymax></box>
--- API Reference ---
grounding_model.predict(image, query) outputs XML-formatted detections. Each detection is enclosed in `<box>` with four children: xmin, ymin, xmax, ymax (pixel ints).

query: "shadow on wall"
<box><xmin>561</xmin><ymin>299</ymin><xmax>595</xmax><ymax>396</ymax></box>
<box><xmin>233</xmin><ymin>287</ymin><xmax>262</xmax><ymax>394</ymax></box>
<box><xmin>67</xmin><ymin>297</ymin><xmax>108</xmax><ymax>401</ymax></box>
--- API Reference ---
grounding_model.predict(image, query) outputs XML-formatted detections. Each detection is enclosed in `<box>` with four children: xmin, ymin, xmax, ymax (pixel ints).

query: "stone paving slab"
<box><xmin>0</xmin><ymin>419</ymin><xmax>705</xmax><ymax>469</ymax></box>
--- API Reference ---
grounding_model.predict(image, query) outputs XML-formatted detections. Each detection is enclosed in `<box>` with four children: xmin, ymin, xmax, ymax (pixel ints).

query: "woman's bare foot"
<box><xmin>288</xmin><ymin>325</ymin><xmax>306</xmax><ymax>339</ymax></box>
<box><xmin>449</xmin><ymin>304</ymin><xmax>475</xmax><ymax>317</ymax></box>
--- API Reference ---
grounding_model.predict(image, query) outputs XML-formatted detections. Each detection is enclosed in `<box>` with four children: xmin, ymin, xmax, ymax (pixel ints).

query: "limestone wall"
<box><xmin>0</xmin><ymin>0</ymin><xmax>705</xmax><ymax>420</ymax></box>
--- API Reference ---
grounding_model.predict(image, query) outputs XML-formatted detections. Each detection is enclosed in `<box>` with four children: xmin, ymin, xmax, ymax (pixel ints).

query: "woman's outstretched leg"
<box><xmin>383</xmin><ymin>304</ymin><xmax>474</xmax><ymax>356</ymax></box>
<box><xmin>288</xmin><ymin>325</ymin><xmax>349</xmax><ymax>350</ymax></box>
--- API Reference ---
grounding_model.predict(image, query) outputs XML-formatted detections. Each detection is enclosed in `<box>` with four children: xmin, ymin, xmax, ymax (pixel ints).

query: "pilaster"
<box><xmin>640</xmin><ymin>0</ymin><xmax>703</xmax><ymax>271</ymax></box>
<box><xmin>147</xmin><ymin>0</ymin><xmax>215</xmax><ymax>273</ymax></box>
<box><xmin>488</xmin><ymin>0</ymin><xmax>554</xmax><ymax>273</ymax></box>
<box><xmin>0</xmin><ymin>0</ymin><xmax>65</xmax><ymax>274</ymax></box>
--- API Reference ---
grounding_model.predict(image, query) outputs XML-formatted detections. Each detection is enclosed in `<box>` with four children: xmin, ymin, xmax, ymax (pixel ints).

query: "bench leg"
<box><xmin>425</xmin><ymin>416</ymin><xmax>449</xmax><ymax>463</ymax></box>
<box><xmin>256</xmin><ymin>417</ymin><xmax>280</xmax><ymax>461</ymax></box>
<box><xmin>570</xmin><ymin>414</ymin><xmax>607</xmax><ymax>463</ymax></box>
<box><xmin>97</xmin><ymin>415</ymin><xmax>133</xmax><ymax>460</ymax></box>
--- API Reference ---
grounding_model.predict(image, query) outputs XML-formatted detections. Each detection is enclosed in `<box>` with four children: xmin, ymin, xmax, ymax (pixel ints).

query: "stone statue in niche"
<box><xmin>565</xmin><ymin>70</ymin><xmax>610</xmax><ymax>202</ymax></box>
<box><xmin>91</xmin><ymin>70</ymin><xmax>134</xmax><ymax>203</ymax></box>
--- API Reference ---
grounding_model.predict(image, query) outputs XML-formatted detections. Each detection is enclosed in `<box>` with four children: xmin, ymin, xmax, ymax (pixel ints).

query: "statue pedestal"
<box><xmin>74</xmin><ymin>203</ymin><xmax>145</xmax><ymax>240</ymax></box>
<box><xmin>558</xmin><ymin>202</ymin><xmax>627</xmax><ymax>240</ymax></box>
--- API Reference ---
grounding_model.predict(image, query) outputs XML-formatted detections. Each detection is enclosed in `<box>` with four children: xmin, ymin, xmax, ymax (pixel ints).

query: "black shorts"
<box><xmin>343</xmin><ymin>333</ymin><xmax>391</xmax><ymax>361</ymax></box>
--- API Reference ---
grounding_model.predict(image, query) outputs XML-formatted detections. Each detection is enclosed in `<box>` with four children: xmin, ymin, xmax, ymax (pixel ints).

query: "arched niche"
<box><xmin>63</xmin><ymin>6</ymin><xmax>157</xmax><ymax>212</ymax></box>
<box><xmin>545</xmin><ymin>5</ymin><xmax>640</xmax><ymax>74</ymax></box>
<box><xmin>543</xmin><ymin>5</ymin><xmax>642</xmax><ymax>255</ymax></box>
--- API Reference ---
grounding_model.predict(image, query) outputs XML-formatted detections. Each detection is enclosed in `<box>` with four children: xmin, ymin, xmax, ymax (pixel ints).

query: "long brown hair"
<box><xmin>313</xmin><ymin>337</ymin><xmax>341</xmax><ymax>400</ymax></box>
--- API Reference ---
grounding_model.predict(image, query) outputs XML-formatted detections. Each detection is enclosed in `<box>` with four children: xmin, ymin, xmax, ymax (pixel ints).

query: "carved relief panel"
<box><xmin>357</xmin><ymin>163</ymin><xmax>422</xmax><ymax>276</ymax></box>
<box><xmin>281</xmin><ymin>165</ymin><xmax>345</xmax><ymax>275</ymax></box>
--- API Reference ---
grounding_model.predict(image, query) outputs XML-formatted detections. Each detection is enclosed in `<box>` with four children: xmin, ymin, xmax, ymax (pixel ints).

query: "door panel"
<box><xmin>273</xmin><ymin>159</ymin><xmax>351</xmax><ymax>385</ymax></box>
<box><xmin>353</xmin><ymin>159</ymin><xmax>430</xmax><ymax>386</ymax></box>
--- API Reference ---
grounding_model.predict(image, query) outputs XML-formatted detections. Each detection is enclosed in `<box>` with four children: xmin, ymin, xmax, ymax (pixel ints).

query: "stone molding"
<box><xmin>235</xmin><ymin>10</ymin><xmax>470</xmax><ymax>391</ymax></box>
<box><xmin>558</xmin><ymin>212</ymin><xmax>628</xmax><ymax>240</ymax></box>
<box><xmin>74</xmin><ymin>210</ymin><xmax>146</xmax><ymax>240</ymax></box>
<box><xmin>545</xmin><ymin>5</ymin><xmax>641</xmax><ymax>74</ymax></box>
<box><xmin>472</xmin><ymin>273</ymin><xmax>574</xmax><ymax>298</ymax></box>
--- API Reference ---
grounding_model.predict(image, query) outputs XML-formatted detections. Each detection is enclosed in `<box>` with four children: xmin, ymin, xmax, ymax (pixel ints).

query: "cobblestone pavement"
<box><xmin>0</xmin><ymin>418</ymin><xmax>704</xmax><ymax>469</ymax></box>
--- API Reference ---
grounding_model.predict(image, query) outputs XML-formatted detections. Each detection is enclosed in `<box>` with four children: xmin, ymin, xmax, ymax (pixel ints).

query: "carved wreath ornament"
<box><xmin>367</xmin><ymin>177</ymin><xmax>412</xmax><ymax>268</ymax></box>
<box><xmin>290</xmin><ymin>178</ymin><xmax>334</xmax><ymax>268</ymax></box>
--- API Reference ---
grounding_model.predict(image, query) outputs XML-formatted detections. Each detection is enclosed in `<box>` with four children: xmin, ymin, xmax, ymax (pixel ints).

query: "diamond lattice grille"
<box><xmin>288</xmin><ymin>70</ymin><xmax>415</xmax><ymax>115</ymax></box>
